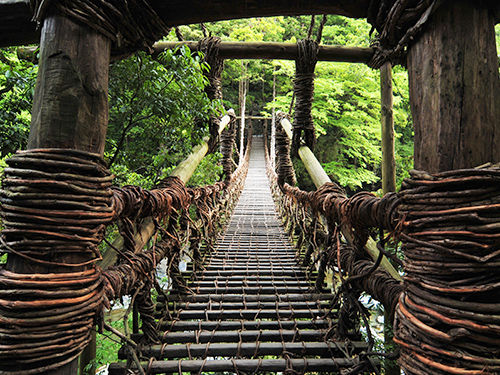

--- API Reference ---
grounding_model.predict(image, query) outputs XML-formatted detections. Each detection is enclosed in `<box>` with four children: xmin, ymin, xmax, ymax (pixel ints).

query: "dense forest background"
<box><xmin>2</xmin><ymin>19</ymin><xmax>500</xmax><ymax>192</ymax></box>
<box><xmin>0</xmin><ymin>16</ymin><xmax>412</xmax><ymax>193</ymax></box>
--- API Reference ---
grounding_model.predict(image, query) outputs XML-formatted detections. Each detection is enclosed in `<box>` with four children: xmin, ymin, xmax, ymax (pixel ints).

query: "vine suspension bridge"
<box><xmin>108</xmin><ymin>136</ymin><xmax>374</xmax><ymax>374</ymax></box>
<box><xmin>3</xmin><ymin>2</ymin><xmax>500</xmax><ymax>374</ymax></box>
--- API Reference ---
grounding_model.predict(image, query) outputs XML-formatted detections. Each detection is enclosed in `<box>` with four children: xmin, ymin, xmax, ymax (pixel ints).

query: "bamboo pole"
<box><xmin>153</xmin><ymin>41</ymin><xmax>374</xmax><ymax>63</ymax></box>
<box><xmin>279</xmin><ymin>116</ymin><xmax>401</xmax><ymax>282</ymax></box>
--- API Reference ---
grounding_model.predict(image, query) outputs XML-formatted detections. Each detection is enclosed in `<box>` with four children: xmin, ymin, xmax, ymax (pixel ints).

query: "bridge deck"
<box><xmin>109</xmin><ymin>137</ymin><xmax>371</xmax><ymax>374</ymax></box>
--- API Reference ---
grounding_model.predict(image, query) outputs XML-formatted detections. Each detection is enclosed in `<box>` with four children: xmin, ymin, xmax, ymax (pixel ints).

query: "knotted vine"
<box><xmin>367</xmin><ymin>0</ymin><xmax>444</xmax><ymax>68</ymax></box>
<box><xmin>30</xmin><ymin>0</ymin><xmax>170</xmax><ymax>59</ymax></box>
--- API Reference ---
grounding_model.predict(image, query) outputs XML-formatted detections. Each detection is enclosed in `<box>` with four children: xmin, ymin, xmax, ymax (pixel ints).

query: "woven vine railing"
<box><xmin>0</xmin><ymin>123</ymin><xmax>249</xmax><ymax>374</ymax></box>
<box><xmin>267</xmin><ymin>117</ymin><xmax>500</xmax><ymax>374</ymax></box>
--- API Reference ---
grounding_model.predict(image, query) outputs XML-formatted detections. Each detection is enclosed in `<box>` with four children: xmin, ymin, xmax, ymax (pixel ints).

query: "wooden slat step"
<box><xmin>119</xmin><ymin>341</ymin><xmax>367</xmax><ymax>360</ymax></box>
<box><xmin>191</xmin><ymin>274</ymin><xmax>310</xmax><ymax>282</ymax></box>
<box><xmin>188</xmin><ymin>286</ymin><xmax>311</xmax><ymax>294</ymax></box>
<box><xmin>160</xmin><ymin>301</ymin><xmax>328</xmax><ymax>311</ymax></box>
<box><xmin>159</xmin><ymin>293</ymin><xmax>334</xmax><ymax>303</ymax></box>
<box><xmin>158</xmin><ymin>319</ymin><xmax>334</xmax><ymax>332</ymax></box>
<box><xmin>203</xmin><ymin>265</ymin><xmax>304</xmax><ymax>271</ymax></box>
<box><xmin>133</xmin><ymin>329</ymin><xmax>328</xmax><ymax>344</ymax></box>
<box><xmin>108</xmin><ymin>358</ymin><xmax>370</xmax><ymax>374</ymax></box>
<box><xmin>191</xmin><ymin>269</ymin><xmax>308</xmax><ymax>277</ymax></box>
<box><xmin>188</xmin><ymin>280</ymin><xmax>311</xmax><ymax>288</ymax></box>
<box><xmin>156</xmin><ymin>308</ymin><xmax>333</xmax><ymax>320</ymax></box>
<box><xmin>212</xmin><ymin>251</ymin><xmax>295</xmax><ymax>260</ymax></box>
<box><xmin>206</xmin><ymin>261</ymin><xmax>298</xmax><ymax>267</ymax></box>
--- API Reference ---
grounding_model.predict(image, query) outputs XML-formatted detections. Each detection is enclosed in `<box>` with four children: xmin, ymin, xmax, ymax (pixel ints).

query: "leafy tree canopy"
<box><xmin>0</xmin><ymin>48</ymin><xmax>37</xmax><ymax>158</ymax></box>
<box><xmin>106</xmin><ymin>46</ymin><xmax>220</xmax><ymax>188</ymax></box>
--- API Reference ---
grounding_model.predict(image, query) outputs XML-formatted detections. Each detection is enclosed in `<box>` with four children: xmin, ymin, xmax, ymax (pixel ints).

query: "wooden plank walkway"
<box><xmin>109</xmin><ymin>137</ymin><xmax>372</xmax><ymax>374</ymax></box>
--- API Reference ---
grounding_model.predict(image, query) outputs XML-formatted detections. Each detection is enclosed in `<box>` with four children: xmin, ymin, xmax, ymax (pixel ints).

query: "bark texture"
<box><xmin>28</xmin><ymin>10</ymin><xmax>110</xmax><ymax>154</ymax></box>
<box><xmin>408</xmin><ymin>1</ymin><xmax>500</xmax><ymax>172</ymax></box>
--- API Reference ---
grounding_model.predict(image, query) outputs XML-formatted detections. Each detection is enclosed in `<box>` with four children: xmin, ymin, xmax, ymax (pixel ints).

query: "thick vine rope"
<box><xmin>30</xmin><ymin>0</ymin><xmax>170</xmax><ymax>59</ymax></box>
<box><xmin>291</xmin><ymin>39</ymin><xmax>318</xmax><ymax>157</ymax></box>
<box><xmin>220</xmin><ymin>111</ymin><xmax>238</xmax><ymax>182</ymax></box>
<box><xmin>0</xmin><ymin>149</ymin><xmax>113</xmax><ymax>374</ymax></box>
<box><xmin>367</xmin><ymin>0</ymin><xmax>444</xmax><ymax>68</ymax></box>
<box><xmin>275</xmin><ymin>112</ymin><xmax>297</xmax><ymax>188</ymax></box>
<box><xmin>198</xmin><ymin>36</ymin><xmax>225</xmax><ymax>153</ymax></box>
<box><xmin>395</xmin><ymin>168</ymin><xmax>500</xmax><ymax>375</ymax></box>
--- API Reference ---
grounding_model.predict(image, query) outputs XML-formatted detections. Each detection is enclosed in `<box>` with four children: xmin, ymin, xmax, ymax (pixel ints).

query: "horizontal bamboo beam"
<box><xmin>99</xmin><ymin>111</ymin><xmax>233</xmax><ymax>269</ymax></box>
<box><xmin>280</xmin><ymin>116</ymin><xmax>402</xmax><ymax>282</ymax></box>
<box><xmin>153</xmin><ymin>41</ymin><xmax>374</xmax><ymax>63</ymax></box>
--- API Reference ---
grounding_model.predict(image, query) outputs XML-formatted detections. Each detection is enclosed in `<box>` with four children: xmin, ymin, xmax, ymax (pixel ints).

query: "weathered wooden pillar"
<box><xmin>396</xmin><ymin>2</ymin><xmax>500</xmax><ymax>374</ymax></box>
<box><xmin>5</xmin><ymin>9</ymin><xmax>111</xmax><ymax>375</ymax></box>
<box><xmin>408</xmin><ymin>0</ymin><xmax>500</xmax><ymax>172</ymax></box>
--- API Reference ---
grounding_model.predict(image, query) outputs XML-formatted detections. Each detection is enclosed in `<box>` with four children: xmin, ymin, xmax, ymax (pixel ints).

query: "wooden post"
<box><xmin>28</xmin><ymin>12</ymin><xmax>109</xmax><ymax>154</ymax></box>
<box><xmin>5</xmin><ymin>9</ymin><xmax>111</xmax><ymax>375</ymax></box>
<box><xmin>380</xmin><ymin>61</ymin><xmax>399</xmax><ymax>375</ymax></box>
<box><xmin>408</xmin><ymin>1</ymin><xmax>500</xmax><ymax>173</ymax></box>
<box><xmin>400</xmin><ymin>2</ymin><xmax>500</xmax><ymax>374</ymax></box>
<box><xmin>380</xmin><ymin>62</ymin><xmax>396</xmax><ymax>194</ymax></box>
<box><xmin>239</xmin><ymin>63</ymin><xmax>248</xmax><ymax>164</ymax></box>
<box><xmin>79</xmin><ymin>330</ymin><xmax>97</xmax><ymax>375</ymax></box>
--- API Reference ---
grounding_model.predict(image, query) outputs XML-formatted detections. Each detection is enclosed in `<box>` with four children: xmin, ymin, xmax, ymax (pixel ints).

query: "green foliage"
<box><xmin>259</xmin><ymin>17</ymin><xmax>413</xmax><ymax>192</ymax></box>
<box><xmin>187</xmin><ymin>152</ymin><xmax>223</xmax><ymax>187</ymax></box>
<box><xmin>0</xmin><ymin>48</ymin><xmax>37</xmax><ymax>156</ymax></box>
<box><xmin>106</xmin><ymin>47</ymin><xmax>217</xmax><ymax>187</ymax></box>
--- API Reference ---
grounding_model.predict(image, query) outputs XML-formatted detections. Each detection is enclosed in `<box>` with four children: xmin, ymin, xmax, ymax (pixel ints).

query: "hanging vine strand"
<box><xmin>291</xmin><ymin>39</ymin><xmax>318</xmax><ymax>157</ymax></box>
<box><xmin>197</xmin><ymin>36</ymin><xmax>225</xmax><ymax>153</ymax></box>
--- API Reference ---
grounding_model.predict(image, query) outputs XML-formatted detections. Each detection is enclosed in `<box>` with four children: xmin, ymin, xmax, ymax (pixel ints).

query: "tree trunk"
<box><xmin>408</xmin><ymin>0</ymin><xmax>500</xmax><ymax>173</ymax></box>
<box><xmin>5</xmin><ymin>9</ymin><xmax>111</xmax><ymax>375</ymax></box>
<box><xmin>400</xmin><ymin>2</ymin><xmax>500</xmax><ymax>374</ymax></box>
<box><xmin>28</xmin><ymin>10</ymin><xmax>109</xmax><ymax>154</ymax></box>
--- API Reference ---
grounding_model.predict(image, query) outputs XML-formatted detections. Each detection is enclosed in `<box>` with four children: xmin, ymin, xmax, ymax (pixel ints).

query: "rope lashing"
<box><xmin>395</xmin><ymin>168</ymin><xmax>500</xmax><ymax>375</ymax></box>
<box><xmin>265</xmin><ymin>145</ymin><xmax>396</xmax><ymax>372</ymax></box>
<box><xmin>197</xmin><ymin>36</ymin><xmax>225</xmax><ymax>153</ymax></box>
<box><xmin>291</xmin><ymin>39</ymin><xmax>319</xmax><ymax>157</ymax></box>
<box><xmin>0</xmin><ymin>149</ymin><xmax>114</xmax><ymax>265</ymax></box>
<box><xmin>29</xmin><ymin>0</ymin><xmax>170</xmax><ymax>59</ymax></box>
<box><xmin>0</xmin><ymin>149</ymin><xmax>113</xmax><ymax>374</ymax></box>
<box><xmin>111</xmin><ymin>176</ymin><xmax>191</xmax><ymax>251</ymax></box>
<box><xmin>220</xmin><ymin>111</ymin><xmax>238</xmax><ymax>182</ymax></box>
<box><xmin>367</xmin><ymin>0</ymin><xmax>444</xmax><ymax>68</ymax></box>
<box><xmin>275</xmin><ymin>112</ymin><xmax>297</xmax><ymax>188</ymax></box>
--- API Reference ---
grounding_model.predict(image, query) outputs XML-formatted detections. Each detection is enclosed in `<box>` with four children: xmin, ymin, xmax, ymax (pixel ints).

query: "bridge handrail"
<box><xmin>278</xmin><ymin>114</ymin><xmax>401</xmax><ymax>282</ymax></box>
<box><xmin>99</xmin><ymin>110</ymin><xmax>235</xmax><ymax>269</ymax></box>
